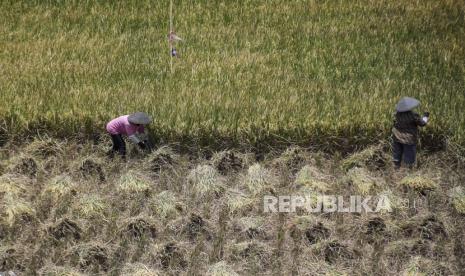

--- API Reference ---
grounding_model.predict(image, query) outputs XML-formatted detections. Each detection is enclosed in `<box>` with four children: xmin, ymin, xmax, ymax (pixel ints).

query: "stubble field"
<box><xmin>0</xmin><ymin>138</ymin><xmax>465</xmax><ymax>275</ymax></box>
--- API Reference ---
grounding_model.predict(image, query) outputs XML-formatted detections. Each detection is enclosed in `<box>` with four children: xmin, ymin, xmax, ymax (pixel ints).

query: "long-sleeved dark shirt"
<box><xmin>392</xmin><ymin>111</ymin><xmax>427</xmax><ymax>145</ymax></box>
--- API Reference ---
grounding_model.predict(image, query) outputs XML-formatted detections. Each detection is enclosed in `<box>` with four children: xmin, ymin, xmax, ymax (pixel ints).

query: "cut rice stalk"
<box><xmin>346</xmin><ymin>167</ymin><xmax>377</xmax><ymax>195</ymax></box>
<box><xmin>295</xmin><ymin>165</ymin><xmax>330</xmax><ymax>192</ymax></box>
<box><xmin>400</xmin><ymin>175</ymin><xmax>438</xmax><ymax>191</ymax></box>
<box><xmin>207</xmin><ymin>261</ymin><xmax>239</xmax><ymax>276</ymax></box>
<box><xmin>42</xmin><ymin>174</ymin><xmax>76</xmax><ymax>202</ymax></box>
<box><xmin>150</xmin><ymin>190</ymin><xmax>180</xmax><ymax>219</ymax></box>
<box><xmin>118</xmin><ymin>171</ymin><xmax>152</xmax><ymax>194</ymax></box>
<box><xmin>73</xmin><ymin>194</ymin><xmax>107</xmax><ymax>219</ymax></box>
<box><xmin>187</xmin><ymin>165</ymin><xmax>223</xmax><ymax>198</ymax></box>
<box><xmin>448</xmin><ymin>186</ymin><xmax>465</xmax><ymax>214</ymax></box>
<box><xmin>1</xmin><ymin>193</ymin><xmax>36</xmax><ymax>227</ymax></box>
<box><xmin>121</xmin><ymin>262</ymin><xmax>160</xmax><ymax>275</ymax></box>
<box><xmin>243</xmin><ymin>163</ymin><xmax>273</xmax><ymax>195</ymax></box>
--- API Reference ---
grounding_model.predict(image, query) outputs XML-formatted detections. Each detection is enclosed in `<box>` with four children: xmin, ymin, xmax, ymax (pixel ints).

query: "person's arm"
<box><xmin>128</xmin><ymin>135</ymin><xmax>147</xmax><ymax>149</ymax></box>
<box><xmin>126</xmin><ymin>124</ymin><xmax>147</xmax><ymax>149</ymax></box>
<box><xmin>137</xmin><ymin>126</ymin><xmax>151</xmax><ymax>150</ymax></box>
<box><xmin>128</xmin><ymin>134</ymin><xmax>141</xmax><ymax>144</ymax></box>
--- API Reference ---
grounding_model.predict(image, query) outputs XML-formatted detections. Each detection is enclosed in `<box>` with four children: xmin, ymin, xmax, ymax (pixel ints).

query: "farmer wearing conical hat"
<box><xmin>392</xmin><ymin>97</ymin><xmax>429</xmax><ymax>169</ymax></box>
<box><xmin>106</xmin><ymin>112</ymin><xmax>152</xmax><ymax>158</ymax></box>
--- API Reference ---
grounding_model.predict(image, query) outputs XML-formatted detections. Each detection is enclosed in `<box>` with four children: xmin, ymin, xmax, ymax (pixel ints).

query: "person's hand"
<box><xmin>423</xmin><ymin>112</ymin><xmax>430</xmax><ymax>117</ymax></box>
<box><xmin>138</xmin><ymin>141</ymin><xmax>146</xmax><ymax>149</ymax></box>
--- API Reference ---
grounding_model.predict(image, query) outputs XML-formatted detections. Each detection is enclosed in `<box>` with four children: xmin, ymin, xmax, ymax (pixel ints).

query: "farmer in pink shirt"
<box><xmin>106</xmin><ymin>112</ymin><xmax>151</xmax><ymax>158</ymax></box>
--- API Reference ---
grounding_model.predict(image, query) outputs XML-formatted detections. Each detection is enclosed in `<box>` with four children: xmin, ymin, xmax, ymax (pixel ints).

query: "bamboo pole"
<box><xmin>169</xmin><ymin>0</ymin><xmax>173</xmax><ymax>73</ymax></box>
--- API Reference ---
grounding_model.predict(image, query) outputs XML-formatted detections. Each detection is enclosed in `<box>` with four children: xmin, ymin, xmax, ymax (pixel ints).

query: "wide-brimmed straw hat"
<box><xmin>395</xmin><ymin>97</ymin><xmax>420</xmax><ymax>112</ymax></box>
<box><xmin>128</xmin><ymin>112</ymin><xmax>152</xmax><ymax>125</ymax></box>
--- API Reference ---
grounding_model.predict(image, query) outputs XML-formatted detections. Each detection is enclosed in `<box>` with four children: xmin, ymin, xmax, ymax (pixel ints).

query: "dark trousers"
<box><xmin>110</xmin><ymin>134</ymin><xmax>126</xmax><ymax>156</ymax></box>
<box><xmin>393</xmin><ymin>141</ymin><xmax>416</xmax><ymax>167</ymax></box>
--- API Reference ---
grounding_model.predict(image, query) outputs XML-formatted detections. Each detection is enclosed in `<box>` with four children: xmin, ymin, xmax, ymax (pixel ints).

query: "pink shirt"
<box><xmin>106</xmin><ymin>115</ymin><xmax>144</xmax><ymax>136</ymax></box>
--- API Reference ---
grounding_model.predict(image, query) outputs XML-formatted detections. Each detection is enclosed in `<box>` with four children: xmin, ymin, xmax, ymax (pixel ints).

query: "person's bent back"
<box><xmin>106</xmin><ymin>112</ymin><xmax>151</xmax><ymax>159</ymax></box>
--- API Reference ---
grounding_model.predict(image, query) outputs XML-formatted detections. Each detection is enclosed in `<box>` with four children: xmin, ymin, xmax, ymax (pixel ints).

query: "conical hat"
<box><xmin>128</xmin><ymin>112</ymin><xmax>152</xmax><ymax>125</ymax></box>
<box><xmin>395</xmin><ymin>97</ymin><xmax>420</xmax><ymax>112</ymax></box>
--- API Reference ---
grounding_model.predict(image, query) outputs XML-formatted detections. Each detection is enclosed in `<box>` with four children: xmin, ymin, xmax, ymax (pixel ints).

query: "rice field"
<box><xmin>2</xmin><ymin>2</ymin><xmax>465</xmax><ymax>274</ymax></box>
<box><xmin>1</xmin><ymin>138</ymin><xmax>464</xmax><ymax>274</ymax></box>
<box><xmin>0</xmin><ymin>0</ymin><xmax>464</xmax><ymax>145</ymax></box>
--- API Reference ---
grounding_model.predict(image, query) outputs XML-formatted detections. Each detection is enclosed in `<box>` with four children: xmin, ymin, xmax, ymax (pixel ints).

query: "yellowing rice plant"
<box><xmin>0</xmin><ymin>1</ymin><xmax>463</xmax><ymax>145</ymax></box>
